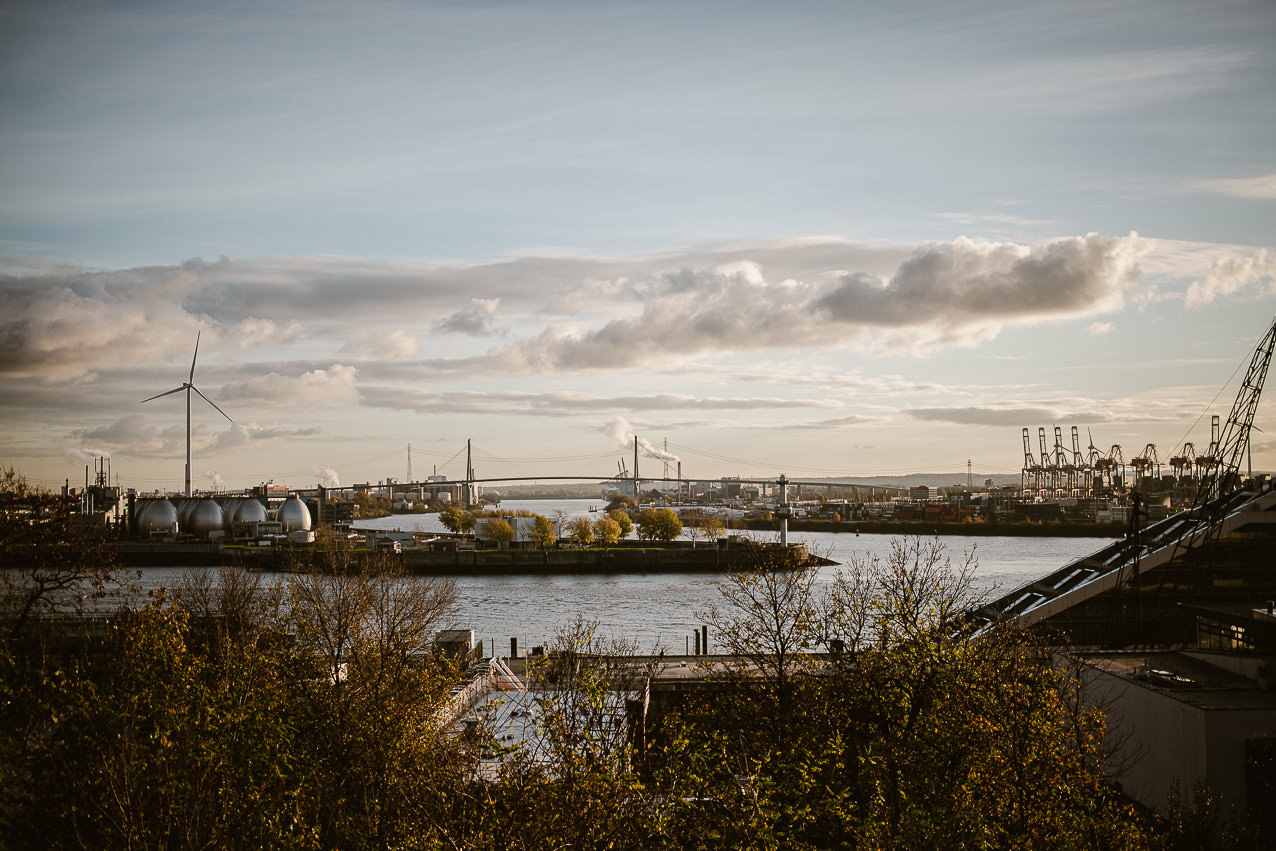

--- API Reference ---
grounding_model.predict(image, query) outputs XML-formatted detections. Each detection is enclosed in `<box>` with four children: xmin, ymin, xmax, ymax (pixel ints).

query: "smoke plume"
<box><xmin>204</xmin><ymin>470</ymin><xmax>225</xmax><ymax>490</ymax></box>
<box><xmin>64</xmin><ymin>446</ymin><xmax>111</xmax><ymax>465</ymax></box>
<box><xmin>312</xmin><ymin>467</ymin><xmax>341</xmax><ymax>488</ymax></box>
<box><xmin>605</xmin><ymin>417</ymin><xmax>680</xmax><ymax>463</ymax></box>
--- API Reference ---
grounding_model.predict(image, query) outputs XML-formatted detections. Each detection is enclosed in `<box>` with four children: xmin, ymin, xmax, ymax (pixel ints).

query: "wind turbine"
<box><xmin>141</xmin><ymin>332</ymin><xmax>233</xmax><ymax>497</ymax></box>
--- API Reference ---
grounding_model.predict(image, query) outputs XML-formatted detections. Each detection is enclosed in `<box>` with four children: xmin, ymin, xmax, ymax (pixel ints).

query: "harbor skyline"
<box><xmin>1</xmin><ymin>0</ymin><xmax>1274</xmax><ymax>490</ymax></box>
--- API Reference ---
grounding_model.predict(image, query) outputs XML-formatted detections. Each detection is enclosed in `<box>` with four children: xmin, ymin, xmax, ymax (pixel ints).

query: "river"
<box><xmin>339</xmin><ymin>499</ymin><xmax>1109</xmax><ymax>653</ymax></box>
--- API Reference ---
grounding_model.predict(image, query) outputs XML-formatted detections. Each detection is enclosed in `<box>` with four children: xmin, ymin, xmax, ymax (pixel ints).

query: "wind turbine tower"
<box><xmin>140</xmin><ymin>332</ymin><xmax>233</xmax><ymax>497</ymax></box>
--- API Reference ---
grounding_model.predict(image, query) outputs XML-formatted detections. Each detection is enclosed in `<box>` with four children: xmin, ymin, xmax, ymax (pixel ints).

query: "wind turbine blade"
<box><xmin>189</xmin><ymin>331</ymin><xmax>201</xmax><ymax>383</ymax></box>
<box><xmin>140</xmin><ymin>385</ymin><xmax>187</xmax><ymax>404</ymax></box>
<box><xmin>191</xmin><ymin>384</ymin><xmax>233</xmax><ymax>422</ymax></box>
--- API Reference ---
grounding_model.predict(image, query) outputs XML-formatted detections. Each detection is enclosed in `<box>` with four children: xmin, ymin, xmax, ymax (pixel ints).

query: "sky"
<box><xmin>1</xmin><ymin>0</ymin><xmax>1274</xmax><ymax>493</ymax></box>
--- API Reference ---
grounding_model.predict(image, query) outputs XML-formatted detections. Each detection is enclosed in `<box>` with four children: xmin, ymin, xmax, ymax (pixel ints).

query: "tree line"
<box><xmin>437</xmin><ymin>504</ymin><xmax>685</xmax><ymax>546</ymax></box>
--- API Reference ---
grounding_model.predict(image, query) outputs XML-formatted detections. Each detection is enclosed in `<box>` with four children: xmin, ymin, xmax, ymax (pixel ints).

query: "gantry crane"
<box><xmin>1129</xmin><ymin>443</ymin><xmax>1161</xmax><ymax>490</ymax></box>
<box><xmin>1168</xmin><ymin>443</ymin><xmax>1196</xmax><ymax>482</ymax></box>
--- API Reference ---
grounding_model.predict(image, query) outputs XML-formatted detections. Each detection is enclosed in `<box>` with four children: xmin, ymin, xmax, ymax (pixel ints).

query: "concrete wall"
<box><xmin>1080</xmin><ymin>661</ymin><xmax>1276</xmax><ymax>815</ymax></box>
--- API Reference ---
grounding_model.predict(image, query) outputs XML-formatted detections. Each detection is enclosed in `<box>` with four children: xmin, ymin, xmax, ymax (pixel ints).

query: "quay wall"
<box><xmin>111</xmin><ymin>541</ymin><xmax>819</xmax><ymax>573</ymax></box>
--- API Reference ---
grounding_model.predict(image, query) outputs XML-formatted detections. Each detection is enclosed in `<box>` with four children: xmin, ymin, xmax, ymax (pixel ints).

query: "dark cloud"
<box><xmin>433</xmin><ymin>298</ymin><xmax>502</xmax><ymax>337</ymax></box>
<box><xmin>816</xmin><ymin>233</ymin><xmax>1142</xmax><ymax>326</ymax></box>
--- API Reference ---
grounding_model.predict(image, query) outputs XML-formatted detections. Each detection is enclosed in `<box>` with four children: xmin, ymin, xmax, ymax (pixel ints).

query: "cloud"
<box><xmin>1191</xmin><ymin>173</ymin><xmax>1276</xmax><ymax>200</ymax></box>
<box><xmin>339</xmin><ymin>330</ymin><xmax>419</xmax><ymax>360</ymax></box>
<box><xmin>73</xmin><ymin>415</ymin><xmax>320</xmax><ymax>457</ymax></box>
<box><xmin>231</xmin><ymin>317</ymin><xmax>302</xmax><ymax>348</ymax></box>
<box><xmin>207</xmin><ymin>423</ymin><xmax>322</xmax><ymax>452</ymax></box>
<box><xmin>930</xmin><ymin>212</ymin><xmax>1058</xmax><ymax>227</ymax></box>
<box><xmin>907</xmin><ymin>407</ymin><xmax>1086</xmax><ymax>427</ymax></box>
<box><xmin>218</xmin><ymin>364</ymin><xmax>359</xmax><ymax>405</ymax></box>
<box><xmin>433</xmin><ymin>298</ymin><xmax>502</xmax><ymax>337</ymax></box>
<box><xmin>1086</xmin><ymin>321</ymin><xmax>1115</xmax><ymax>336</ymax></box>
<box><xmin>356</xmin><ymin>387</ymin><xmax>839</xmax><ymax>417</ymax></box>
<box><xmin>0</xmin><ymin>235</ymin><xmax>1153</xmax><ymax>383</ymax></box>
<box><xmin>490</xmin><ymin>233</ymin><xmax>1146</xmax><ymax>371</ymax></box>
<box><xmin>906</xmin><ymin>397</ymin><xmax>1195</xmax><ymax>428</ymax></box>
<box><xmin>1184</xmin><ymin>249</ymin><xmax>1275</xmax><ymax>308</ymax></box>
<box><xmin>749</xmin><ymin>414</ymin><xmax>877</xmax><ymax>431</ymax></box>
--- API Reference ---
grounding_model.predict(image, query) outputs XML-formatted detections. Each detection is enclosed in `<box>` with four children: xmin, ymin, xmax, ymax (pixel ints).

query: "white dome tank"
<box><xmin>136</xmin><ymin>499</ymin><xmax>179</xmax><ymax>536</ymax></box>
<box><xmin>277</xmin><ymin>496</ymin><xmax>312</xmax><ymax>532</ymax></box>
<box><xmin>233</xmin><ymin>498</ymin><xmax>269</xmax><ymax>523</ymax></box>
<box><xmin>187</xmin><ymin>498</ymin><xmax>227</xmax><ymax>538</ymax></box>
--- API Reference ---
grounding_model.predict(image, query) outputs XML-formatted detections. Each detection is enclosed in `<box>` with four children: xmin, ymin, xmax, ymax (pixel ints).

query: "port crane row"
<box><xmin>973</xmin><ymin>314</ymin><xmax>1276</xmax><ymax>637</ymax></box>
<box><xmin>1019</xmin><ymin>421</ymin><xmax>1228</xmax><ymax>502</ymax></box>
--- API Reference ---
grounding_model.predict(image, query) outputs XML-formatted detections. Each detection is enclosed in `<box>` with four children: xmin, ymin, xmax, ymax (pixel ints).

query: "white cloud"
<box><xmin>232</xmin><ymin>317</ymin><xmax>302</xmax><ymax>348</ymax></box>
<box><xmin>1191</xmin><ymin>173</ymin><xmax>1276</xmax><ymax>200</ymax></box>
<box><xmin>340</xmin><ymin>330</ymin><xmax>419</xmax><ymax>360</ymax></box>
<box><xmin>930</xmin><ymin>212</ymin><xmax>1058</xmax><ymax>227</ymax></box>
<box><xmin>218</xmin><ymin>365</ymin><xmax>359</xmax><ymax>405</ymax></box>
<box><xmin>1086</xmin><ymin>321</ymin><xmax>1115</xmax><ymax>336</ymax></box>
<box><xmin>1185</xmin><ymin>249</ymin><xmax>1275</xmax><ymax>307</ymax></box>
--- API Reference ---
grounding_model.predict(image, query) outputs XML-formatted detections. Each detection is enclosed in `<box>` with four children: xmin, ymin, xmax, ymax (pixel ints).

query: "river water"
<box><xmin>337</xmin><ymin>499</ymin><xmax>1109</xmax><ymax>653</ymax></box>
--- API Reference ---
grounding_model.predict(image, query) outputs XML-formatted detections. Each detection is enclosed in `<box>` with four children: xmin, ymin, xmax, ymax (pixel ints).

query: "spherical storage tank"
<box><xmin>135</xmin><ymin>498</ymin><xmax>179</xmax><ymax>536</ymax></box>
<box><xmin>177</xmin><ymin>498</ymin><xmax>200</xmax><ymax>530</ymax></box>
<box><xmin>232</xmin><ymin>498</ymin><xmax>269</xmax><ymax>523</ymax></box>
<box><xmin>277</xmin><ymin>496</ymin><xmax>313</xmax><ymax>533</ymax></box>
<box><xmin>187</xmin><ymin>498</ymin><xmax>227</xmax><ymax>538</ymax></box>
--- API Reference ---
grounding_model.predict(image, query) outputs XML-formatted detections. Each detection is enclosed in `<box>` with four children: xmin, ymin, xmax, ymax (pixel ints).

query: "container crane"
<box><xmin>1168</xmin><ymin>443</ymin><xmax>1196</xmax><ymax>483</ymax></box>
<box><xmin>1129</xmin><ymin>443</ymin><xmax>1161</xmax><ymax>490</ymax></box>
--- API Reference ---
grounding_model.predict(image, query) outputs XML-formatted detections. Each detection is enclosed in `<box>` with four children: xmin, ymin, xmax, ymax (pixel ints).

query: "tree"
<box><xmin>659</xmin><ymin>537</ymin><xmax>1150</xmax><ymax>849</ymax></box>
<box><xmin>470</xmin><ymin>617</ymin><xmax>661</xmax><ymax>849</ymax></box>
<box><xmin>0</xmin><ymin>465</ymin><xmax>121</xmax><ymax>640</ymax></box>
<box><xmin>566</xmin><ymin>517</ymin><xmax>595</xmax><ymax>546</ymax></box>
<box><xmin>437</xmin><ymin>505</ymin><xmax>463</xmax><ymax>533</ymax></box>
<box><xmin>605</xmin><ymin>493</ymin><xmax>637</xmax><ymax>513</ymax></box>
<box><xmin>486</xmin><ymin>518</ymin><xmax>515</xmax><ymax>549</ymax></box>
<box><xmin>438</xmin><ymin>506</ymin><xmax>476</xmax><ymax>534</ymax></box>
<box><xmin>607</xmin><ymin>508</ymin><xmax>633</xmax><ymax>539</ymax></box>
<box><xmin>636</xmin><ymin>507</ymin><xmax>681</xmax><ymax>542</ymax></box>
<box><xmin>702</xmin><ymin>514</ymin><xmax>726</xmax><ymax>541</ymax></box>
<box><xmin>531</xmin><ymin>513</ymin><xmax>557</xmax><ymax>548</ymax></box>
<box><xmin>700</xmin><ymin>552</ymin><xmax>821</xmax><ymax>757</ymax></box>
<box><xmin>593</xmin><ymin>516</ymin><xmax>622</xmax><ymax>546</ymax></box>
